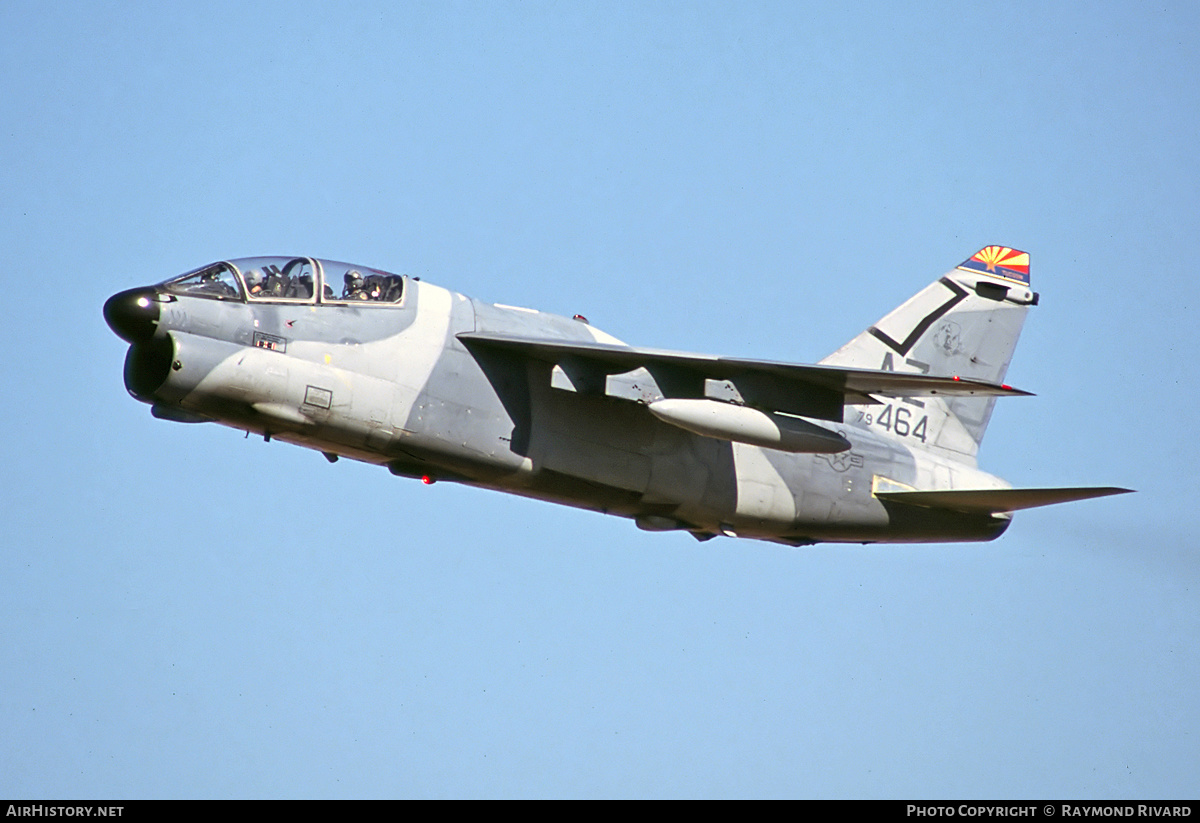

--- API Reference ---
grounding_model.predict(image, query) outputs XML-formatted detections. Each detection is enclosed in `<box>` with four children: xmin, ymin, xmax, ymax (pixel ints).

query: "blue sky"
<box><xmin>2</xmin><ymin>0</ymin><xmax>1196</xmax><ymax>798</ymax></box>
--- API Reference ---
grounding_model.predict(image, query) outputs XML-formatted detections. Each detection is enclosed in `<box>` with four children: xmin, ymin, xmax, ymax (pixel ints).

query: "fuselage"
<box><xmin>104</xmin><ymin>256</ymin><xmax>1013</xmax><ymax>546</ymax></box>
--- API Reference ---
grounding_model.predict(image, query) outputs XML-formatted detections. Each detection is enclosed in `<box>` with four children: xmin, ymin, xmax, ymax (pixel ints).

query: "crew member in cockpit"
<box><xmin>344</xmin><ymin>271</ymin><xmax>367</xmax><ymax>300</ymax></box>
<box><xmin>244</xmin><ymin>269</ymin><xmax>265</xmax><ymax>297</ymax></box>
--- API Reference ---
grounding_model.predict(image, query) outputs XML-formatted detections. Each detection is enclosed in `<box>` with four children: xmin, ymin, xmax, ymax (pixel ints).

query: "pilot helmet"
<box><xmin>244</xmin><ymin>269</ymin><xmax>264</xmax><ymax>288</ymax></box>
<box><xmin>345</xmin><ymin>271</ymin><xmax>364</xmax><ymax>289</ymax></box>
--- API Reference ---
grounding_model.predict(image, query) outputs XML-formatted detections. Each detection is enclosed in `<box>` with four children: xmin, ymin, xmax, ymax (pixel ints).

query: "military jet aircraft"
<box><xmin>103</xmin><ymin>246</ymin><xmax>1129</xmax><ymax>546</ymax></box>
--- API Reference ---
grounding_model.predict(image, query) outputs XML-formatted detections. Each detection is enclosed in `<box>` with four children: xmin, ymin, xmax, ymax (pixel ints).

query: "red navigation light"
<box><xmin>421</xmin><ymin>475</ymin><xmax>435</xmax><ymax>485</ymax></box>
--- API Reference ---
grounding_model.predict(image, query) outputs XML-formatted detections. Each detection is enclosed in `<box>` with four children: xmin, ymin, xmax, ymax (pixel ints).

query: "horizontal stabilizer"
<box><xmin>459</xmin><ymin>332</ymin><xmax>1029</xmax><ymax>422</ymax></box>
<box><xmin>875</xmin><ymin>487</ymin><xmax>1133</xmax><ymax>514</ymax></box>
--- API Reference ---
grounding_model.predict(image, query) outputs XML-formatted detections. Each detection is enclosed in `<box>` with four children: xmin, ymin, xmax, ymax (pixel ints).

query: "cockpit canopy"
<box><xmin>161</xmin><ymin>257</ymin><xmax>405</xmax><ymax>305</ymax></box>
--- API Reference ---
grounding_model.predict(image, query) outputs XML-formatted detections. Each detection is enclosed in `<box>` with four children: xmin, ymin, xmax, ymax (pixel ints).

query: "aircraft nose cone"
<box><xmin>104</xmin><ymin>288</ymin><xmax>161</xmax><ymax>342</ymax></box>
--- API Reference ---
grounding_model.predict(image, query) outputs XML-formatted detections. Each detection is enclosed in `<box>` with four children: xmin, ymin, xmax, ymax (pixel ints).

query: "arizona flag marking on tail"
<box><xmin>957</xmin><ymin>246</ymin><xmax>1030</xmax><ymax>284</ymax></box>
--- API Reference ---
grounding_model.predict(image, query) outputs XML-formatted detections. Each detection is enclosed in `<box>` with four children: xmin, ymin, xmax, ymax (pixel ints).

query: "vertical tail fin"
<box><xmin>820</xmin><ymin>246</ymin><xmax>1038</xmax><ymax>463</ymax></box>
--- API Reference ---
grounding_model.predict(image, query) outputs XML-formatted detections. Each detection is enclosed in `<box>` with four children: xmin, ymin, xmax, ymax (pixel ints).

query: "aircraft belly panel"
<box><xmin>642</xmin><ymin>447</ymin><xmax>710</xmax><ymax>508</ymax></box>
<box><xmin>531</xmin><ymin>391</ymin><xmax>653</xmax><ymax>494</ymax></box>
<box><xmin>731</xmin><ymin>443</ymin><xmax>796</xmax><ymax>525</ymax></box>
<box><xmin>542</xmin><ymin>434</ymin><xmax>651</xmax><ymax>494</ymax></box>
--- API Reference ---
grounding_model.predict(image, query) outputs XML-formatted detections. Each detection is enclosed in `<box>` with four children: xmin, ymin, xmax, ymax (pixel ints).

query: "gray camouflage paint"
<box><xmin>104</xmin><ymin>253</ymin><xmax>1120</xmax><ymax>547</ymax></box>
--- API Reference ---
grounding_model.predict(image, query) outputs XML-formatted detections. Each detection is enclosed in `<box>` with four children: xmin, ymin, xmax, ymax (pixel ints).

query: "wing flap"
<box><xmin>875</xmin><ymin>487</ymin><xmax>1133</xmax><ymax>514</ymax></box>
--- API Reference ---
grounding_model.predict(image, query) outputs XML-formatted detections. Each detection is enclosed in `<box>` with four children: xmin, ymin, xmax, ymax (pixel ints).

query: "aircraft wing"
<box><xmin>458</xmin><ymin>331</ymin><xmax>1030</xmax><ymax>422</ymax></box>
<box><xmin>874</xmin><ymin>487</ymin><xmax>1133</xmax><ymax>514</ymax></box>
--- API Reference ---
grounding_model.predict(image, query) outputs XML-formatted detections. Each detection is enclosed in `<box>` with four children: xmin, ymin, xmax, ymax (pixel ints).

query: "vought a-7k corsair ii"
<box><xmin>104</xmin><ymin>246</ymin><xmax>1129</xmax><ymax>546</ymax></box>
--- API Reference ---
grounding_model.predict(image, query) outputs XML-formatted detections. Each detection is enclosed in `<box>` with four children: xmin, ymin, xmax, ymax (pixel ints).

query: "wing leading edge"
<box><xmin>458</xmin><ymin>331</ymin><xmax>1030</xmax><ymax>422</ymax></box>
